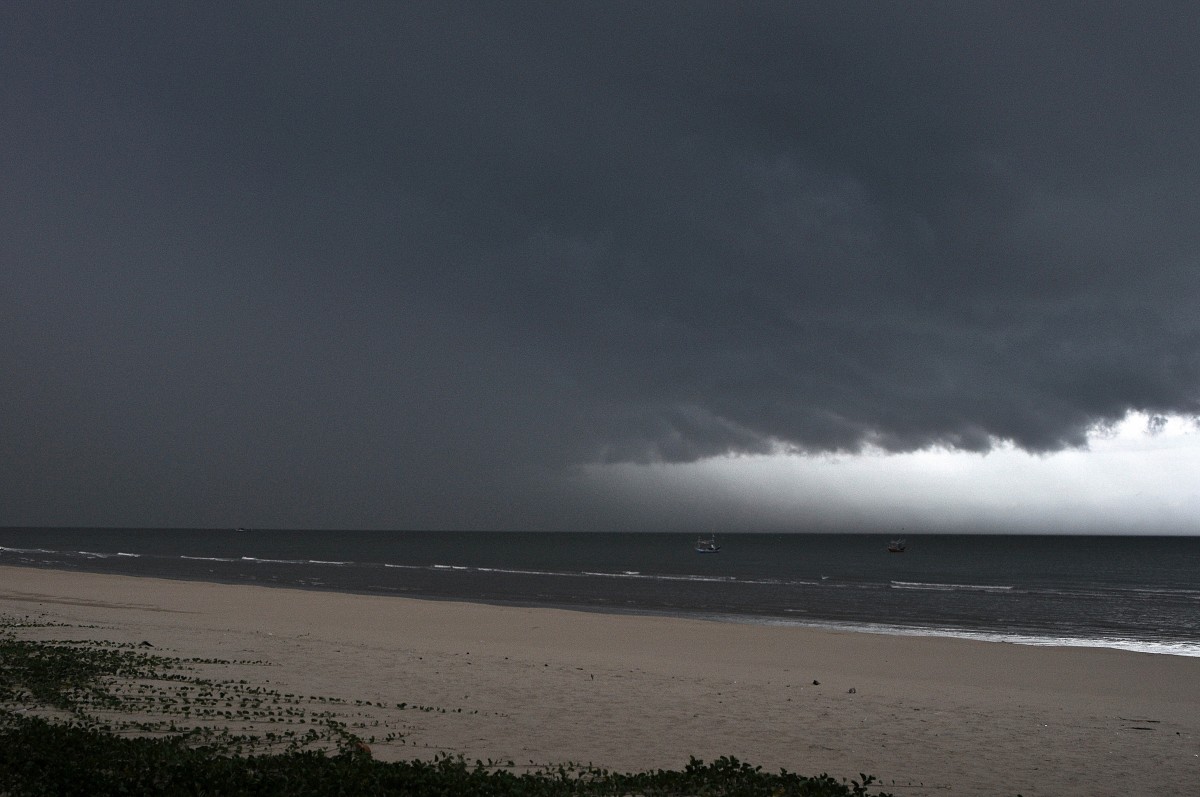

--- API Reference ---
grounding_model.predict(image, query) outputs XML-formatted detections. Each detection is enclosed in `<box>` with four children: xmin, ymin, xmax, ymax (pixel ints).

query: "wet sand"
<box><xmin>1</xmin><ymin>565</ymin><xmax>1197</xmax><ymax>795</ymax></box>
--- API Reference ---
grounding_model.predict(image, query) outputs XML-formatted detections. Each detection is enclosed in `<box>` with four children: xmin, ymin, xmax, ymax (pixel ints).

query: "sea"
<box><xmin>1</xmin><ymin>529</ymin><xmax>1198</xmax><ymax>657</ymax></box>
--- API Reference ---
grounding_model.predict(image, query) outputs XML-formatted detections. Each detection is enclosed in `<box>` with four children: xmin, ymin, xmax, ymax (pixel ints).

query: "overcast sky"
<box><xmin>4</xmin><ymin>3</ymin><xmax>1199</xmax><ymax>533</ymax></box>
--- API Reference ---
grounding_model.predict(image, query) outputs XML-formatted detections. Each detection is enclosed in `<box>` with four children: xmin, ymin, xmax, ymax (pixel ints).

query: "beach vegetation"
<box><xmin>0</xmin><ymin>616</ymin><xmax>893</xmax><ymax>795</ymax></box>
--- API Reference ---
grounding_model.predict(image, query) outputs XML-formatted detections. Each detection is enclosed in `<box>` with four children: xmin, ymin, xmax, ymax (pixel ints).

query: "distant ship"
<box><xmin>887</xmin><ymin>539</ymin><xmax>907</xmax><ymax>553</ymax></box>
<box><xmin>695</xmin><ymin>535</ymin><xmax>721</xmax><ymax>553</ymax></box>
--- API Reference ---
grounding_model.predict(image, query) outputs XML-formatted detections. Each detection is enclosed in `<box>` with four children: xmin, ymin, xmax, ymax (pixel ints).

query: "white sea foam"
<box><xmin>736</xmin><ymin>615</ymin><xmax>1200</xmax><ymax>658</ymax></box>
<box><xmin>1129</xmin><ymin>587</ymin><xmax>1200</xmax><ymax>597</ymax></box>
<box><xmin>891</xmin><ymin>580</ymin><xmax>1014</xmax><ymax>593</ymax></box>
<box><xmin>475</xmin><ymin>567</ymin><xmax>559</xmax><ymax>577</ymax></box>
<box><xmin>240</xmin><ymin>556</ymin><xmax>306</xmax><ymax>565</ymax></box>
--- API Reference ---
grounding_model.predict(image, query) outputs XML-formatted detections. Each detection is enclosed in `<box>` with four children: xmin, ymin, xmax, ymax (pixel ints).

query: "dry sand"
<box><xmin>1</xmin><ymin>565</ymin><xmax>1196</xmax><ymax>796</ymax></box>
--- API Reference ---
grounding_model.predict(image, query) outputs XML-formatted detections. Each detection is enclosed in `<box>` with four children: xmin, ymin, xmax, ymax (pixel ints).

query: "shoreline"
<box><xmin>2</xmin><ymin>565</ymin><xmax>1199</xmax><ymax>796</ymax></box>
<box><xmin>4</xmin><ymin>559</ymin><xmax>1198</xmax><ymax>659</ymax></box>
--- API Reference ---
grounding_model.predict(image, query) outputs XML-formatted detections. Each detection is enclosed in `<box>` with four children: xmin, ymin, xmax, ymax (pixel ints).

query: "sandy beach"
<box><xmin>1</xmin><ymin>565</ymin><xmax>1196</xmax><ymax>796</ymax></box>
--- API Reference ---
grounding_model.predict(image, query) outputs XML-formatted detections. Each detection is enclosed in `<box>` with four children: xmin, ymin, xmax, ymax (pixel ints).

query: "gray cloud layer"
<box><xmin>3</xmin><ymin>3</ymin><xmax>1199</xmax><ymax>528</ymax></box>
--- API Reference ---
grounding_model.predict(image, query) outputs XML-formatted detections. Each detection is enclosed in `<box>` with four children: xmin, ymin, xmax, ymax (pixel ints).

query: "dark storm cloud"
<box><xmin>3</xmin><ymin>2</ymin><xmax>1200</xmax><ymax>527</ymax></box>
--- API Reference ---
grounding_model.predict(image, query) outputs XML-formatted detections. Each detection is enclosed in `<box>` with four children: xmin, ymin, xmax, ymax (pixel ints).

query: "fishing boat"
<box><xmin>887</xmin><ymin>539</ymin><xmax>907</xmax><ymax>553</ymax></box>
<box><xmin>695</xmin><ymin>535</ymin><xmax>721</xmax><ymax>553</ymax></box>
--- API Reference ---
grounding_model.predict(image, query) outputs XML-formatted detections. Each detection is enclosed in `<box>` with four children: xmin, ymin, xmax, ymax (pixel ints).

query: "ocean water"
<box><xmin>1</xmin><ymin>529</ymin><xmax>1197</xmax><ymax>657</ymax></box>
